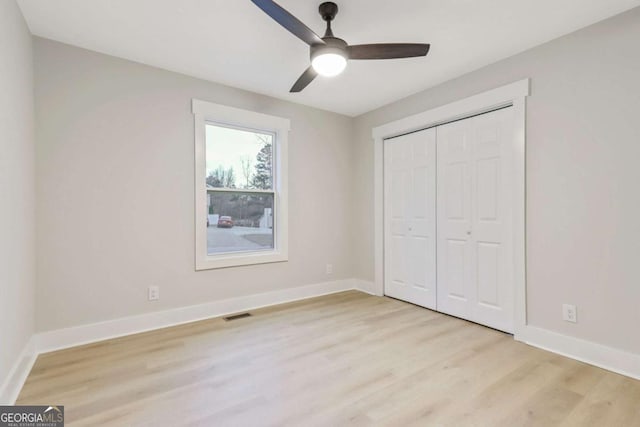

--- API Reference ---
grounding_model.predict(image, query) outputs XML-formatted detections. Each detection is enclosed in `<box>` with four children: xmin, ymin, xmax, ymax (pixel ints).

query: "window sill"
<box><xmin>195</xmin><ymin>250</ymin><xmax>288</xmax><ymax>271</ymax></box>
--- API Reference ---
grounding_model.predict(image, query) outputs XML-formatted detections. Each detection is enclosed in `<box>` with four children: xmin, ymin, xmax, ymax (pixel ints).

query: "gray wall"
<box><xmin>34</xmin><ymin>38</ymin><xmax>355</xmax><ymax>331</ymax></box>
<box><xmin>0</xmin><ymin>0</ymin><xmax>36</xmax><ymax>397</ymax></box>
<box><xmin>353</xmin><ymin>7</ymin><xmax>640</xmax><ymax>354</ymax></box>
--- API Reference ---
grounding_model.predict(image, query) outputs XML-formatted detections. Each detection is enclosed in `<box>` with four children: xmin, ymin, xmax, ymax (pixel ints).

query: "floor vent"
<box><xmin>224</xmin><ymin>312</ymin><xmax>252</xmax><ymax>321</ymax></box>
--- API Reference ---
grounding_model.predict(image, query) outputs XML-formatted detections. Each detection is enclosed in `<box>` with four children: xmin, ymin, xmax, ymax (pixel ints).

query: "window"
<box><xmin>193</xmin><ymin>100</ymin><xmax>289</xmax><ymax>270</ymax></box>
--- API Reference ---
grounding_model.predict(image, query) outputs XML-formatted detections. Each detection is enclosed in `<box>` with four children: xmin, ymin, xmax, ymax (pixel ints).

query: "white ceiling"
<box><xmin>17</xmin><ymin>0</ymin><xmax>640</xmax><ymax>116</ymax></box>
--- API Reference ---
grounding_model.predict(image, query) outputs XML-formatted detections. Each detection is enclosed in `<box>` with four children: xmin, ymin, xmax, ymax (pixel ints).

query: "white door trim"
<box><xmin>372</xmin><ymin>79</ymin><xmax>529</xmax><ymax>339</ymax></box>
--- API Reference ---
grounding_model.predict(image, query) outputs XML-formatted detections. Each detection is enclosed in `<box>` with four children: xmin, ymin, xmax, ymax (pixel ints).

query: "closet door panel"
<box><xmin>437</xmin><ymin>107</ymin><xmax>515</xmax><ymax>333</ymax></box>
<box><xmin>470</xmin><ymin>109</ymin><xmax>514</xmax><ymax>332</ymax></box>
<box><xmin>384</xmin><ymin>128</ymin><xmax>437</xmax><ymax>309</ymax></box>
<box><xmin>436</xmin><ymin>118</ymin><xmax>474</xmax><ymax>319</ymax></box>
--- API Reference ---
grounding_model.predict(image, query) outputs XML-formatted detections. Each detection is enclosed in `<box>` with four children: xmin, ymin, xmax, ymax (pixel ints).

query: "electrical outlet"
<box><xmin>562</xmin><ymin>304</ymin><xmax>577</xmax><ymax>323</ymax></box>
<box><xmin>148</xmin><ymin>286</ymin><xmax>160</xmax><ymax>301</ymax></box>
<box><xmin>326</xmin><ymin>264</ymin><xmax>333</xmax><ymax>275</ymax></box>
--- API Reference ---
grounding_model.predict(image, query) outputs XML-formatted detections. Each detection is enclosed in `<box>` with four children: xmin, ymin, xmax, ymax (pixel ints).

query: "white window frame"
<box><xmin>192</xmin><ymin>99</ymin><xmax>289</xmax><ymax>270</ymax></box>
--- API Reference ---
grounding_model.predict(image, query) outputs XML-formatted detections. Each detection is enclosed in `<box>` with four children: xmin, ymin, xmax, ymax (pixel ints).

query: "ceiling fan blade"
<box><xmin>348</xmin><ymin>43</ymin><xmax>430</xmax><ymax>60</ymax></box>
<box><xmin>290</xmin><ymin>67</ymin><xmax>318</xmax><ymax>93</ymax></box>
<box><xmin>251</xmin><ymin>0</ymin><xmax>325</xmax><ymax>46</ymax></box>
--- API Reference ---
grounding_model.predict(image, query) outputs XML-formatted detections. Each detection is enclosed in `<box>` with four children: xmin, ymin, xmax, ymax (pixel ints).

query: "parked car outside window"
<box><xmin>217</xmin><ymin>216</ymin><xmax>234</xmax><ymax>228</ymax></box>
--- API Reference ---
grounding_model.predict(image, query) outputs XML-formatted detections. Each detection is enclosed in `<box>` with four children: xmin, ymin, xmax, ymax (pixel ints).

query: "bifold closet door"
<box><xmin>383</xmin><ymin>128</ymin><xmax>437</xmax><ymax>310</ymax></box>
<box><xmin>436</xmin><ymin>107</ymin><xmax>515</xmax><ymax>333</ymax></box>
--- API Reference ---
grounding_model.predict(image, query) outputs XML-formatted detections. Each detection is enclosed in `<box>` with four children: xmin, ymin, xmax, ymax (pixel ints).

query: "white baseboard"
<box><xmin>519</xmin><ymin>325</ymin><xmax>640</xmax><ymax>380</ymax></box>
<box><xmin>353</xmin><ymin>279</ymin><xmax>377</xmax><ymax>295</ymax></box>
<box><xmin>8</xmin><ymin>282</ymin><xmax>640</xmax><ymax>404</ymax></box>
<box><xmin>0</xmin><ymin>337</ymin><xmax>38</xmax><ymax>405</ymax></box>
<box><xmin>35</xmin><ymin>279</ymin><xmax>359</xmax><ymax>354</ymax></box>
<box><xmin>362</xmin><ymin>281</ymin><xmax>640</xmax><ymax>380</ymax></box>
<box><xmin>3</xmin><ymin>278</ymin><xmax>362</xmax><ymax>404</ymax></box>
<box><xmin>369</xmin><ymin>279</ymin><xmax>640</xmax><ymax>380</ymax></box>
<box><xmin>0</xmin><ymin>278</ymin><xmax>365</xmax><ymax>404</ymax></box>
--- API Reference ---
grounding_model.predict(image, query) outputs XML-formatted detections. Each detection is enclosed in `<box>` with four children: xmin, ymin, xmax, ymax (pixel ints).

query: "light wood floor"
<box><xmin>18</xmin><ymin>291</ymin><xmax>640</xmax><ymax>426</ymax></box>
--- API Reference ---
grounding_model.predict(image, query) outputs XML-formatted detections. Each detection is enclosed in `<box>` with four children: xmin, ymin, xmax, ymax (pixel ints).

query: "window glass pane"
<box><xmin>207</xmin><ymin>192</ymin><xmax>274</xmax><ymax>255</ymax></box>
<box><xmin>205</xmin><ymin>124</ymin><xmax>273</xmax><ymax>190</ymax></box>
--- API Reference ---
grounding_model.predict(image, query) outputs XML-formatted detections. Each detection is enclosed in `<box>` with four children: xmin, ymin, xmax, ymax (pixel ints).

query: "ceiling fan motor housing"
<box><xmin>314</xmin><ymin>2</ymin><xmax>346</xmax><ymax>61</ymax></box>
<box><xmin>311</xmin><ymin>36</ymin><xmax>348</xmax><ymax>62</ymax></box>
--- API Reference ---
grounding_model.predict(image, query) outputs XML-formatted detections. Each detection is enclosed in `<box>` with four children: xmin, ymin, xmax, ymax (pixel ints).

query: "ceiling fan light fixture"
<box><xmin>250</xmin><ymin>0</ymin><xmax>430</xmax><ymax>92</ymax></box>
<box><xmin>311</xmin><ymin>48</ymin><xmax>347</xmax><ymax>77</ymax></box>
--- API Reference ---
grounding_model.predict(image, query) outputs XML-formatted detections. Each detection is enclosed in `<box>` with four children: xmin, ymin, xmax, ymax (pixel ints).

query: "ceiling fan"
<box><xmin>250</xmin><ymin>0</ymin><xmax>431</xmax><ymax>92</ymax></box>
